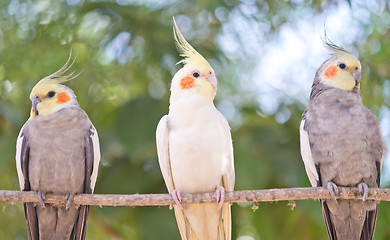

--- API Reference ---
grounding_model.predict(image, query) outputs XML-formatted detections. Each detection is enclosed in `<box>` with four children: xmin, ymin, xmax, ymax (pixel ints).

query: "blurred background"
<box><xmin>1</xmin><ymin>0</ymin><xmax>390</xmax><ymax>239</ymax></box>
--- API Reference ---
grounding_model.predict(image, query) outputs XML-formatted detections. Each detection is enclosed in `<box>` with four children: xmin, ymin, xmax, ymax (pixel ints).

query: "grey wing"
<box><xmin>360</xmin><ymin>209</ymin><xmax>377</xmax><ymax>240</ymax></box>
<box><xmin>73</xmin><ymin>125</ymin><xmax>101</xmax><ymax>240</ymax></box>
<box><xmin>16</xmin><ymin>124</ymin><xmax>39</xmax><ymax>240</ymax></box>
<box><xmin>299</xmin><ymin>119</ymin><xmax>319</xmax><ymax>187</ymax></box>
<box><xmin>300</xmin><ymin>119</ymin><xmax>336</xmax><ymax>238</ymax></box>
<box><xmin>320</xmin><ymin>200</ymin><xmax>337</xmax><ymax>240</ymax></box>
<box><xmin>358</xmin><ymin>112</ymin><xmax>383</xmax><ymax>240</ymax></box>
<box><xmin>359</xmin><ymin>160</ymin><xmax>381</xmax><ymax>240</ymax></box>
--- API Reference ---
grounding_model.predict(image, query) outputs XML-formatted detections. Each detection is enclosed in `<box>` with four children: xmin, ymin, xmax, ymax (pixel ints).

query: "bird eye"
<box><xmin>355</xmin><ymin>66</ymin><xmax>359</xmax><ymax>71</ymax></box>
<box><xmin>47</xmin><ymin>91</ymin><xmax>56</xmax><ymax>98</ymax></box>
<box><xmin>192</xmin><ymin>71</ymin><xmax>200</xmax><ymax>78</ymax></box>
<box><xmin>338</xmin><ymin>63</ymin><xmax>346</xmax><ymax>69</ymax></box>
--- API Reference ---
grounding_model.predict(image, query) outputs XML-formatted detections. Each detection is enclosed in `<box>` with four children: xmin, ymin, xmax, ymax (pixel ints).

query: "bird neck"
<box><xmin>310</xmin><ymin>83</ymin><xmax>362</xmax><ymax>108</ymax></box>
<box><xmin>310</xmin><ymin>82</ymin><xmax>361</xmax><ymax>101</ymax></box>
<box><xmin>169</xmin><ymin>94</ymin><xmax>217</xmax><ymax>123</ymax></box>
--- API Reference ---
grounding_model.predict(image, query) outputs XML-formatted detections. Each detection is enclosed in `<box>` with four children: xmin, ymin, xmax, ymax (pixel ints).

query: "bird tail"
<box><xmin>321</xmin><ymin>200</ymin><xmax>378</xmax><ymax>240</ymax></box>
<box><xmin>72</xmin><ymin>205</ymin><xmax>90</xmax><ymax>240</ymax></box>
<box><xmin>24</xmin><ymin>202</ymin><xmax>39</xmax><ymax>240</ymax></box>
<box><xmin>320</xmin><ymin>200</ymin><xmax>337</xmax><ymax>240</ymax></box>
<box><xmin>360</xmin><ymin>208</ymin><xmax>377</xmax><ymax>240</ymax></box>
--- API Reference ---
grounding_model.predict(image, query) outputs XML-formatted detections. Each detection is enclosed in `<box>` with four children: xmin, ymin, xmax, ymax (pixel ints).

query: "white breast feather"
<box><xmin>168</xmin><ymin>102</ymin><xmax>231</xmax><ymax>193</ymax></box>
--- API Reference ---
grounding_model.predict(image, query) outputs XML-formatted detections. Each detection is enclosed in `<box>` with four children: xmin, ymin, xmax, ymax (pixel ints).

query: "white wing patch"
<box><xmin>89</xmin><ymin>126</ymin><xmax>101</xmax><ymax>192</ymax></box>
<box><xmin>15</xmin><ymin>125</ymin><xmax>26</xmax><ymax>190</ymax></box>
<box><xmin>299</xmin><ymin>119</ymin><xmax>319</xmax><ymax>187</ymax></box>
<box><xmin>156</xmin><ymin>115</ymin><xmax>175</xmax><ymax>193</ymax></box>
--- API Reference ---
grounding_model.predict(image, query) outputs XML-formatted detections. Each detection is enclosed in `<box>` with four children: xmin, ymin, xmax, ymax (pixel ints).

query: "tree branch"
<box><xmin>1</xmin><ymin>187</ymin><xmax>389</xmax><ymax>207</ymax></box>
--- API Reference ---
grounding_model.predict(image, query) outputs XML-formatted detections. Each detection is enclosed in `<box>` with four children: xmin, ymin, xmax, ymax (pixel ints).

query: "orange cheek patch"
<box><xmin>324</xmin><ymin>66</ymin><xmax>337</xmax><ymax>79</ymax></box>
<box><xmin>57</xmin><ymin>92</ymin><xmax>71</xmax><ymax>104</ymax></box>
<box><xmin>180</xmin><ymin>77</ymin><xmax>195</xmax><ymax>89</ymax></box>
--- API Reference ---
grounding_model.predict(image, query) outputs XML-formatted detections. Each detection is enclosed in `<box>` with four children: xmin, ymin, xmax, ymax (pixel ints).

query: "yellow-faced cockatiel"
<box><xmin>16</xmin><ymin>52</ymin><xmax>100</xmax><ymax>240</ymax></box>
<box><xmin>300</xmin><ymin>39</ymin><xmax>384</xmax><ymax>240</ymax></box>
<box><xmin>156</xmin><ymin>17</ymin><xmax>235</xmax><ymax>240</ymax></box>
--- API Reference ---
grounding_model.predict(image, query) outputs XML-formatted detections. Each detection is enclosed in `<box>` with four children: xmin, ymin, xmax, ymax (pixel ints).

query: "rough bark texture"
<box><xmin>0</xmin><ymin>187</ymin><xmax>389</xmax><ymax>207</ymax></box>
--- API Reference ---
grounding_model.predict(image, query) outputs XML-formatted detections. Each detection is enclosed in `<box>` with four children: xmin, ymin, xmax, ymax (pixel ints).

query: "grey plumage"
<box><xmin>304</xmin><ymin>85</ymin><xmax>382</xmax><ymax>239</ymax></box>
<box><xmin>18</xmin><ymin>107</ymin><xmax>99</xmax><ymax>240</ymax></box>
<box><xmin>16</xmin><ymin>53</ymin><xmax>100</xmax><ymax>240</ymax></box>
<box><xmin>300</xmin><ymin>45</ymin><xmax>384</xmax><ymax>240</ymax></box>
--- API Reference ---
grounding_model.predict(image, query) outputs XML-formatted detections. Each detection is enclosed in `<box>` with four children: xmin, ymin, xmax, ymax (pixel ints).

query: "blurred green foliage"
<box><xmin>0</xmin><ymin>0</ymin><xmax>390</xmax><ymax>239</ymax></box>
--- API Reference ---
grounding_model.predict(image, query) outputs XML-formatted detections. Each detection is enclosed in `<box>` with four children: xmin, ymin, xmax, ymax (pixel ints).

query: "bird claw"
<box><xmin>216</xmin><ymin>187</ymin><xmax>225</xmax><ymax>210</ymax></box>
<box><xmin>65</xmin><ymin>193</ymin><xmax>74</xmax><ymax>211</ymax></box>
<box><xmin>327</xmin><ymin>182</ymin><xmax>339</xmax><ymax>202</ymax></box>
<box><xmin>358</xmin><ymin>182</ymin><xmax>369</xmax><ymax>203</ymax></box>
<box><xmin>171</xmin><ymin>190</ymin><xmax>183</xmax><ymax>210</ymax></box>
<box><xmin>38</xmin><ymin>191</ymin><xmax>46</xmax><ymax>208</ymax></box>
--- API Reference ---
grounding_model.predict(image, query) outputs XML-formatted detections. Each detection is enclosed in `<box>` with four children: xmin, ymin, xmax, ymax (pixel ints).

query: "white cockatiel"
<box><xmin>156</xmin><ymin>17</ymin><xmax>235</xmax><ymax>240</ymax></box>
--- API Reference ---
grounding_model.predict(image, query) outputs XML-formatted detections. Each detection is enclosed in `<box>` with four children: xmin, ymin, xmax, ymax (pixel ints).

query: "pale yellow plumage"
<box><xmin>319</xmin><ymin>39</ymin><xmax>361</xmax><ymax>91</ymax></box>
<box><xmin>173</xmin><ymin>17</ymin><xmax>212</xmax><ymax>72</ymax></box>
<box><xmin>156</xmin><ymin>17</ymin><xmax>234</xmax><ymax>240</ymax></box>
<box><xmin>170</xmin><ymin>17</ymin><xmax>217</xmax><ymax>100</ymax></box>
<box><xmin>29</xmin><ymin>51</ymin><xmax>80</xmax><ymax>118</ymax></box>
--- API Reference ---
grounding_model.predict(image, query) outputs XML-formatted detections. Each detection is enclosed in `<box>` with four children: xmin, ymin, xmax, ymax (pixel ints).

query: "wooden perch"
<box><xmin>0</xmin><ymin>187</ymin><xmax>389</xmax><ymax>207</ymax></box>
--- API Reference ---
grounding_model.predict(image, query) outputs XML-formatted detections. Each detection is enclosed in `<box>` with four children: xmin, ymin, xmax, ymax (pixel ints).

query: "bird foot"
<box><xmin>65</xmin><ymin>193</ymin><xmax>74</xmax><ymax>211</ymax></box>
<box><xmin>170</xmin><ymin>190</ymin><xmax>183</xmax><ymax>210</ymax></box>
<box><xmin>38</xmin><ymin>191</ymin><xmax>46</xmax><ymax>208</ymax></box>
<box><xmin>327</xmin><ymin>182</ymin><xmax>339</xmax><ymax>202</ymax></box>
<box><xmin>358</xmin><ymin>182</ymin><xmax>369</xmax><ymax>203</ymax></box>
<box><xmin>216</xmin><ymin>187</ymin><xmax>225</xmax><ymax>210</ymax></box>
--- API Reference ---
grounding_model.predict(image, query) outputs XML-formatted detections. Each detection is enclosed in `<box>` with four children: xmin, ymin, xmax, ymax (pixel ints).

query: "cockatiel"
<box><xmin>156</xmin><ymin>17</ymin><xmax>235</xmax><ymax>240</ymax></box>
<box><xmin>16</xmin><ymin>52</ymin><xmax>100</xmax><ymax>240</ymax></box>
<box><xmin>300</xmin><ymin>39</ymin><xmax>384</xmax><ymax>240</ymax></box>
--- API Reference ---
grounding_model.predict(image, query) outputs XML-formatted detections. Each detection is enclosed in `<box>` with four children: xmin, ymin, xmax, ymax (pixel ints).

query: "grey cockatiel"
<box><xmin>16</xmin><ymin>53</ymin><xmax>100</xmax><ymax>240</ymax></box>
<box><xmin>300</xmin><ymin>40</ymin><xmax>384</xmax><ymax>240</ymax></box>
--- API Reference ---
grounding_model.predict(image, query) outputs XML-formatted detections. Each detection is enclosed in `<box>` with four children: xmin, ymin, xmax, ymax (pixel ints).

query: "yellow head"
<box><xmin>171</xmin><ymin>17</ymin><xmax>217</xmax><ymax>99</ymax></box>
<box><xmin>29</xmin><ymin>52</ymin><xmax>80</xmax><ymax>118</ymax></box>
<box><xmin>317</xmin><ymin>40</ymin><xmax>361</xmax><ymax>91</ymax></box>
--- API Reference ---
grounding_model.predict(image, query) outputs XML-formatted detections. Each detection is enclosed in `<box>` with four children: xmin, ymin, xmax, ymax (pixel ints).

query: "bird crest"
<box><xmin>322</xmin><ymin>32</ymin><xmax>350</xmax><ymax>56</ymax></box>
<box><xmin>173</xmin><ymin>17</ymin><xmax>212</xmax><ymax>71</ymax></box>
<box><xmin>33</xmin><ymin>50</ymin><xmax>81</xmax><ymax>89</ymax></box>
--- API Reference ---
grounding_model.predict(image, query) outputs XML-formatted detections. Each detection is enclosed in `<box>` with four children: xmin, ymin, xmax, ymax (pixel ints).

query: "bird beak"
<box><xmin>32</xmin><ymin>95</ymin><xmax>41</xmax><ymax>115</ymax></box>
<box><xmin>207</xmin><ymin>72</ymin><xmax>217</xmax><ymax>89</ymax></box>
<box><xmin>352</xmin><ymin>71</ymin><xmax>361</xmax><ymax>87</ymax></box>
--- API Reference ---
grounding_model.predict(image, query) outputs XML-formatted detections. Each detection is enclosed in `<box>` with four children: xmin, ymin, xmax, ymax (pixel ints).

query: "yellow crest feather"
<box><xmin>30</xmin><ymin>50</ymin><xmax>81</xmax><ymax>101</ymax></box>
<box><xmin>322</xmin><ymin>32</ymin><xmax>350</xmax><ymax>55</ymax></box>
<box><xmin>37</xmin><ymin>50</ymin><xmax>81</xmax><ymax>86</ymax></box>
<box><xmin>172</xmin><ymin>17</ymin><xmax>212</xmax><ymax>70</ymax></box>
